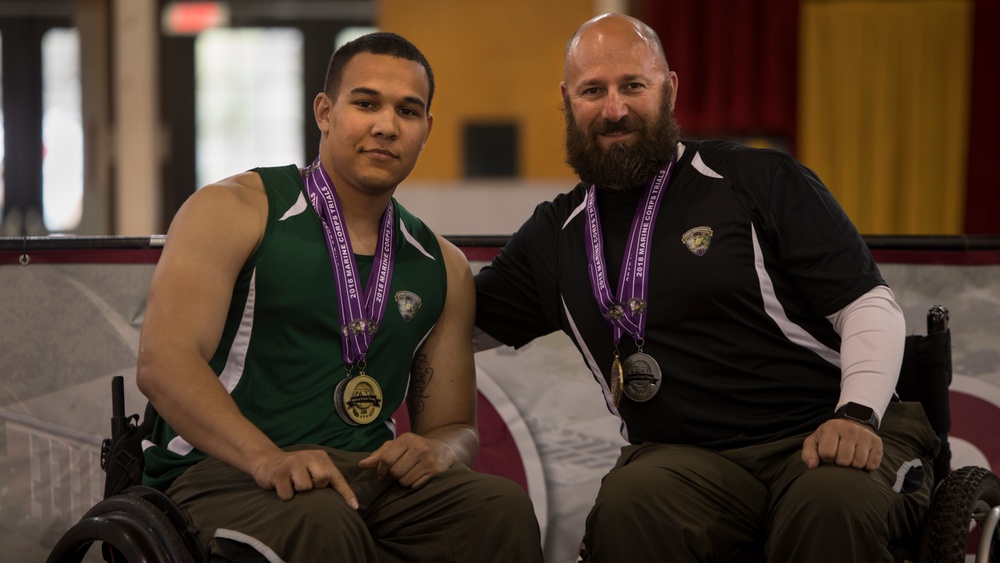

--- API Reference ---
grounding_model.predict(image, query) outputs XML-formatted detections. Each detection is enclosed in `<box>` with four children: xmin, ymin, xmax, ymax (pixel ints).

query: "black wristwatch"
<box><xmin>834</xmin><ymin>402</ymin><xmax>880</xmax><ymax>432</ymax></box>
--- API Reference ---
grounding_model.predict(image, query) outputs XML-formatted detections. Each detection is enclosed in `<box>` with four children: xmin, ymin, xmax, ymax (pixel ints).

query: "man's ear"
<box><xmin>421</xmin><ymin>113</ymin><xmax>434</xmax><ymax>151</ymax></box>
<box><xmin>667</xmin><ymin>71</ymin><xmax>679</xmax><ymax>111</ymax></box>
<box><xmin>314</xmin><ymin>92</ymin><xmax>333</xmax><ymax>134</ymax></box>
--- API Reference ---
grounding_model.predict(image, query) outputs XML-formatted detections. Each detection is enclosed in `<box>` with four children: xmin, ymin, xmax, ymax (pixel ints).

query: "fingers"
<box><xmin>863</xmin><ymin>447</ymin><xmax>883</xmax><ymax>471</ymax></box>
<box><xmin>291</xmin><ymin>464</ymin><xmax>316</xmax><ymax>492</ymax></box>
<box><xmin>833</xmin><ymin>439</ymin><xmax>858</xmax><ymax>467</ymax></box>
<box><xmin>361</xmin><ymin>441</ymin><xmax>411</xmax><ymax>481</ymax></box>
<box><xmin>800</xmin><ymin>433</ymin><xmax>820</xmax><ymax>469</ymax></box>
<box><xmin>801</xmin><ymin>419</ymin><xmax>883</xmax><ymax>471</ymax></box>
<box><xmin>357</xmin><ymin>453</ymin><xmax>378</xmax><ymax>470</ymax></box>
<box><xmin>254</xmin><ymin>458</ymin><xmax>295</xmax><ymax>500</ymax></box>
<box><xmin>361</xmin><ymin>451</ymin><xmax>426</xmax><ymax>487</ymax></box>
<box><xmin>836</xmin><ymin>437</ymin><xmax>880</xmax><ymax>470</ymax></box>
<box><xmin>253</xmin><ymin>450</ymin><xmax>358</xmax><ymax>507</ymax></box>
<box><xmin>390</xmin><ymin>455</ymin><xmax>425</xmax><ymax>487</ymax></box>
<box><xmin>308</xmin><ymin>465</ymin><xmax>331</xmax><ymax>489</ymax></box>
<box><xmin>357</xmin><ymin>443</ymin><xmax>393</xmax><ymax>479</ymax></box>
<box><xmin>328</xmin><ymin>469</ymin><xmax>360</xmax><ymax>509</ymax></box>
<box><xmin>358</xmin><ymin>435</ymin><xmax>447</xmax><ymax>488</ymax></box>
<box><xmin>272</xmin><ymin>478</ymin><xmax>295</xmax><ymax>501</ymax></box>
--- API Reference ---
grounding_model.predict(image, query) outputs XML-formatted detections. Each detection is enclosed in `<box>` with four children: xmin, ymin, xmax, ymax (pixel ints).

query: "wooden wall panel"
<box><xmin>379</xmin><ymin>0</ymin><xmax>593</xmax><ymax>180</ymax></box>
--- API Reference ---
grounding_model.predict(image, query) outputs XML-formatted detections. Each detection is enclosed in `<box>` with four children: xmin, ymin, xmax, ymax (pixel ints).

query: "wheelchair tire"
<box><xmin>91</xmin><ymin>492</ymin><xmax>196</xmax><ymax>563</ymax></box>
<box><xmin>919</xmin><ymin>465</ymin><xmax>1000</xmax><ymax>563</ymax></box>
<box><xmin>118</xmin><ymin>485</ymin><xmax>207</xmax><ymax>561</ymax></box>
<box><xmin>46</xmin><ymin>492</ymin><xmax>196</xmax><ymax>563</ymax></box>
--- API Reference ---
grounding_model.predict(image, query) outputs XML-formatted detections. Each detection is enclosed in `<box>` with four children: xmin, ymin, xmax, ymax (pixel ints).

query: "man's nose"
<box><xmin>602</xmin><ymin>90</ymin><xmax>628</xmax><ymax>122</ymax></box>
<box><xmin>371</xmin><ymin>109</ymin><xmax>399</xmax><ymax>138</ymax></box>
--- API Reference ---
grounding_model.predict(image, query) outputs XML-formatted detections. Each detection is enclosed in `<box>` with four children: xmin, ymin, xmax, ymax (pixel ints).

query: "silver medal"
<box><xmin>622</xmin><ymin>352</ymin><xmax>661</xmax><ymax>402</ymax></box>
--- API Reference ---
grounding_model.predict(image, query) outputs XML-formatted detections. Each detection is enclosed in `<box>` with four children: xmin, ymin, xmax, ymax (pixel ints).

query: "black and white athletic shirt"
<box><xmin>475</xmin><ymin>140</ymin><xmax>886</xmax><ymax>449</ymax></box>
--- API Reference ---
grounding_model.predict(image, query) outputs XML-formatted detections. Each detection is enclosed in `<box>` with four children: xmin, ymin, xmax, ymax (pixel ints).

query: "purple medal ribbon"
<box><xmin>585</xmin><ymin>155</ymin><xmax>677</xmax><ymax>345</ymax></box>
<box><xmin>302</xmin><ymin>157</ymin><xmax>395</xmax><ymax>368</ymax></box>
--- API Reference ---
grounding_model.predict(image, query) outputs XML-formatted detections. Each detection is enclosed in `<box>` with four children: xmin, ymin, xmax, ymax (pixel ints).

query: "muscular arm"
<box><xmin>358</xmin><ymin>235</ymin><xmax>479</xmax><ymax>486</ymax></box>
<box><xmin>137</xmin><ymin>174</ymin><xmax>357</xmax><ymax>505</ymax></box>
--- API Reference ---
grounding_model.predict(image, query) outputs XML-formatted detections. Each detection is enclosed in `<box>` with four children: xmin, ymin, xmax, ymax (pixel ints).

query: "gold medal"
<box><xmin>610</xmin><ymin>352</ymin><xmax>624</xmax><ymax>407</ymax></box>
<box><xmin>334</xmin><ymin>374</ymin><xmax>383</xmax><ymax>425</ymax></box>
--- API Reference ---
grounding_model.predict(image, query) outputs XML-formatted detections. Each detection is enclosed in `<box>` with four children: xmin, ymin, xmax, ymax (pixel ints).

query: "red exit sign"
<box><xmin>162</xmin><ymin>1</ymin><xmax>231</xmax><ymax>35</ymax></box>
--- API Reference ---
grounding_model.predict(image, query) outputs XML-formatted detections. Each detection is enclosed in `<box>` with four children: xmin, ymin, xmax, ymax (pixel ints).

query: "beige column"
<box><xmin>76</xmin><ymin>0</ymin><xmax>112</xmax><ymax>234</ymax></box>
<box><xmin>112</xmin><ymin>0</ymin><xmax>161</xmax><ymax>235</ymax></box>
<box><xmin>594</xmin><ymin>0</ymin><xmax>629</xmax><ymax>16</ymax></box>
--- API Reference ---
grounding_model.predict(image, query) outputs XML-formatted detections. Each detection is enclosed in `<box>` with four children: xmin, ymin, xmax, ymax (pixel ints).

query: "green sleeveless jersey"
<box><xmin>143</xmin><ymin>164</ymin><xmax>446</xmax><ymax>489</ymax></box>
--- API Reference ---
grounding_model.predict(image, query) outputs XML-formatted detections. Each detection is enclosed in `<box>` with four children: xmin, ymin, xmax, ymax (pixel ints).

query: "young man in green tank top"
<box><xmin>137</xmin><ymin>32</ymin><xmax>543</xmax><ymax>562</ymax></box>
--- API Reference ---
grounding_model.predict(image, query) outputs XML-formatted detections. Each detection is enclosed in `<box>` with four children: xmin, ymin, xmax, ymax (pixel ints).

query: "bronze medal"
<box><xmin>610</xmin><ymin>353</ymin><xmax>624</xmax><ymax>407</ymax></box>
<box><xmin>622</xmin><ymin>352</ymin><xmax>661</xmax><ymax>402</ymax></box>
<box><xmin>334</xmin><ymin>374</ymin><xmax>383</xmax><ymax>426</ymax></box>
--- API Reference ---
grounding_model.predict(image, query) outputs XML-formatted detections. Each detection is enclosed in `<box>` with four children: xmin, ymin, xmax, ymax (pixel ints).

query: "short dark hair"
<box><xmin>323</xmin><ymin>31</ymin><xmax>435</xmax><ymax>112</ymax></box>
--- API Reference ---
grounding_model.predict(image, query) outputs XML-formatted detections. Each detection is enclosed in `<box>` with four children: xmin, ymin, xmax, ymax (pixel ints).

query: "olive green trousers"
<box><xmin>584</xmin><ymin>402</ymin><xmax>940</xmax><ymax>563</ymax></box>
<box><xmin>166</xmin><ymin>445</ymin><xmax>544</xmax><ymax>562</ymax></box>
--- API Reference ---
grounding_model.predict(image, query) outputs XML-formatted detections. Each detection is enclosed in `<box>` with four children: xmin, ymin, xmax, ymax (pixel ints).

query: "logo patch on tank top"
<box><xmin>395</xmin><ymin>291</ymin><xmax>422</xmax><ymax>321</ymax></box>
<box><xmin>681</xmin><ymin>227</ymin><xmax>713</xmax><ymax>256</ymax></box>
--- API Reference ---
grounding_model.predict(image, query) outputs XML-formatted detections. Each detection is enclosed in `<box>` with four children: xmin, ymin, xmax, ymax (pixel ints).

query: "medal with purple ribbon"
<box><xmin>585</xmin><ymin>155</ymin><xmax>676</xmax><ymax>406</ymax></box>
<box><xmin>302</xmin><ymin>157</ymin><xmax>389</xmax><ymax>425</ymax></box>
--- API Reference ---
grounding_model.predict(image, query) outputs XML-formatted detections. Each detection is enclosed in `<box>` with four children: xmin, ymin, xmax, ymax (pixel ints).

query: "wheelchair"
<box><xmin>576</xmin><ymin>305</ymin><xmax>1000</xmax><ymax>563</ymax></box>
<box><xmin>47</xmin><ymin>307</ymin><xmax>1000</xmax><ymax>563</ymax></box>
<box><xmin>45</xmin><ymin>378</ymin><xmax>206</xmax><ymax>563</ymax></box>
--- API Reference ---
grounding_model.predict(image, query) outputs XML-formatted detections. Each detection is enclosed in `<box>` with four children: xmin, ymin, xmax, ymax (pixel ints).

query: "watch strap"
<box><xmin>834</xmin><ymin>402</ymin><xmax>880</xmax><ymax>431</ymax></box>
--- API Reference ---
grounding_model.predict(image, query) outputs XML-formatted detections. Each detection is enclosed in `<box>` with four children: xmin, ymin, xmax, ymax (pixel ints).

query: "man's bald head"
<box><xmin>564</xmin><ymin>13</ymin><xmax>668</xmax><ymax>78</ymax></box>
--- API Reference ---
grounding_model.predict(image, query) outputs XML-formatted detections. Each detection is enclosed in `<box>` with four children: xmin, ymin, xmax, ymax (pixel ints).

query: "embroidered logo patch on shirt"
<box><xmin>395</xmin><ymin>291</ymin><xmax>422</xmax><ymax>321</ymax></box>
<box><xmin>681</xmin><ymin>227</ymin><xmax>714</xmax><ymax>256</ymax></box>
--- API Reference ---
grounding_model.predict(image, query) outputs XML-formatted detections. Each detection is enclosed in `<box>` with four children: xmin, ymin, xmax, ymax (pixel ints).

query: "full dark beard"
<box><xmin>564</xmin><ymin>89</ymin><xmax>681</xmax><ymax>192</ymax></box>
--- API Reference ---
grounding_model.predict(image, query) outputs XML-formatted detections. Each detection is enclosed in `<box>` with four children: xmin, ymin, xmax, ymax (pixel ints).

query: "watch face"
<box><xmin>839</xmin><ymin>402</ymin><xmax>878</xmax><ymax>430</ymax></box>
<box><xmin>844</xmin><ymin>403</ymin><xmax>875</xmax><ymax>420</ymax></box>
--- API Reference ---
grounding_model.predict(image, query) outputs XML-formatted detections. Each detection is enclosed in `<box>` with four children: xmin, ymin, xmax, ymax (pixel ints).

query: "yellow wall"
<box><xmin>379</xmin><ymin>0</ymin><xmax>594</xmax><ymax>181</ymax></box>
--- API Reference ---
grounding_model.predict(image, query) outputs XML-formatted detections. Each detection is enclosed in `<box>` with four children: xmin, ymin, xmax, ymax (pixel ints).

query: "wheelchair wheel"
<box><xmin>919</xmin><ymin>465</ymin><xmax>1000</xmax><ymax>563</ymax></box>
<box><xmin>118</xmin><ymin>485</ymin><xmax>206</xmax><ymax>561</ymax></box>
<box><xmin>46</xmin><ymin>491</ymin><xmax>195</xmax><ymax>563</ymax></box>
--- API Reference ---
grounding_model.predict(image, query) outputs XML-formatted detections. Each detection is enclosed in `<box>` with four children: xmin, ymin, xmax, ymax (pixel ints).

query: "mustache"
<box><xmin>594</xmin><ymin>116</ymin><xmax>641</xmax><ymax>136</ymax></box>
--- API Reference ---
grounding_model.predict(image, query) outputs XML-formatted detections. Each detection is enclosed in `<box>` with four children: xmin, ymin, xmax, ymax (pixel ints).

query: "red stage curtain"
<box><xmin>642</xmin><ymin>0</ymin><xmax>998</xmax><ymax>235</ymax></box>
<box><xmin>642</xmin><ymin>0</ymin><xmax>800</xmax><ymax>149</ymax></box>
<box><xmin>965</xmin><ymin>0</ymin><xmax>1000</xmax><ymax>234</ymax></box>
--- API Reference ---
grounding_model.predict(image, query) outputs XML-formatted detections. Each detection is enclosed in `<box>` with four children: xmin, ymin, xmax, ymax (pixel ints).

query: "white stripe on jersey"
<box><xmin>401</xmin><ymin>221</ymin><xmax>436</xmax><ymax>260</ymax></box>
<box><xmin>168</xmin><ymin>268</ymin><xmax>257</xmax><ymax>456</ymax></box>
<box><xmin>692</xmin><ymin>151</ymin><xmax>724</xmax><ymax>179</ymax></box>
<box><xmin>561</xmin><ymin>295</ymin><xmax>629</xmax><ymax>442</ymax></box>
<box><xmin>563</xmin><ymin>200</ymin><xmax>586</xmax><ymax>230</ymax></box>
<box><xmin>278</xmin><ymin>191</ymin><xmax>308</xmax><ymax>221</ymax></box>
<box><xmin>752</xmin><ymin>224</ymin><xmax>841</xmax><ymax>366</ymax></box>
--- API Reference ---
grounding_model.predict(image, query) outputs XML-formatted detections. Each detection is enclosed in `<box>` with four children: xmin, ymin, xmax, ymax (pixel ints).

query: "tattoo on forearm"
<box><xmin>409</xmin><ymin>353</ymin><xmax>433</xmax><ymax>414</ymax></box>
